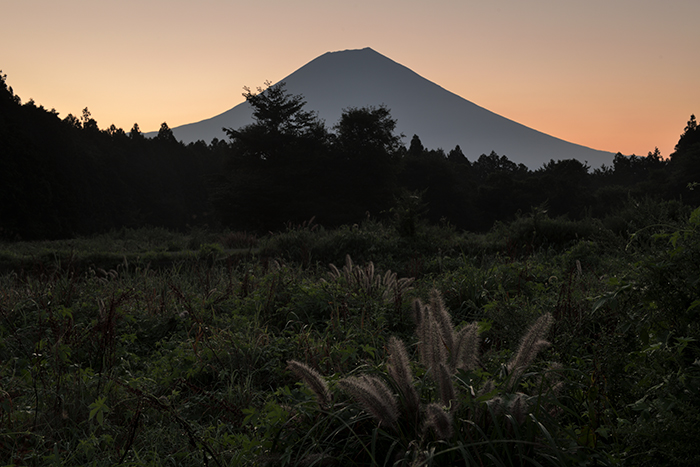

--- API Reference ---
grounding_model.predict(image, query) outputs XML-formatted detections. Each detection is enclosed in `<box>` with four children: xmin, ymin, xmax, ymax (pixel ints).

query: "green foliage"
<box><xmin>1</xmin><ymin>201</ymin><xmax>700</xmax><ymax>465</ymax></box>
<box><xmin>391</xmin><ymin>189</ymin><xmax>429</xmax><ymax>238</ymax></box>
<box><xmin>88</xmin><ymin>396</ymin><xmax>110</xmax><ymax>427</ymax></box>
<box><xmin>276</xmin><ymin>293</ymin><xmax>585</xmax><ymax>466</ymax></box>
<box><xmin>609</xmin><ymin>206</ymin><xmax>700</xmax><ymax>465</ymax></box>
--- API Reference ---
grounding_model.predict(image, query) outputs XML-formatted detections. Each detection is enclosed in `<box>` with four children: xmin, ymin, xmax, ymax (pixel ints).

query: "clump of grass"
<box><xmin>326</xmin><ymin>254</ymin><xmax>415</xmax><ymax>303</ymax></box>
<box><xmin>287</xmin><ymin>289</ymin><xmax>569</xmax><ymax>465</ymax></box>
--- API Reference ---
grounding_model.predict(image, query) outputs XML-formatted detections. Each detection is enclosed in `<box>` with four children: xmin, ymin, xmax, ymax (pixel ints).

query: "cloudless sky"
<box><xmin>2</xmin><ymin>0</ymin><xmax>698</xmax><ymax>158</ymax></box>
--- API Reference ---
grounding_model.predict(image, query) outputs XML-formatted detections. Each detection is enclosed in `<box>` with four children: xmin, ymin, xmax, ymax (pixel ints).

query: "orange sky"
<box><xmin>2</xmin><ymin>0</ymin><xmax>698</xmax><ymax>158</ymax></box>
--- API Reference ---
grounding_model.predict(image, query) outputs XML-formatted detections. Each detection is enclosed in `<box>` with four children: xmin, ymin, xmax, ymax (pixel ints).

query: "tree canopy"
<box><xmin>1</xmin><ymin>70</ymin><xmax>698</xmax><ymax>239</ymax></box>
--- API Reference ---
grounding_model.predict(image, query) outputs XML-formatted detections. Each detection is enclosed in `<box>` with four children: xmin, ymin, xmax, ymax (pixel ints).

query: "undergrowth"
<box><xmin>1</xmin><ymin>207</ymin><xmax>698</xmax><ymax>465</ymax></box>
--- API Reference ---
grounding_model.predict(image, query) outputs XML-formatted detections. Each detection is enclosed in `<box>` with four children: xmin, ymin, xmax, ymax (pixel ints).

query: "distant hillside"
<box><xmin>154</xmin><ymin>47</ymin><xmax>614</xmax><ymax>169</ymax></box>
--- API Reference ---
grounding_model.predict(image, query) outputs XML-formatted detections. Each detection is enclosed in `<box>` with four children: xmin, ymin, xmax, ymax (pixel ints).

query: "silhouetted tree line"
<box><xmin>1</xmin><ymin>72</ymin><xmax>223</xmax><ymax>240</ymax></box>
<box><xmin>1</xmin><ymin>74</ymin><xmax>699</xmax><ymax>240</ymax></box>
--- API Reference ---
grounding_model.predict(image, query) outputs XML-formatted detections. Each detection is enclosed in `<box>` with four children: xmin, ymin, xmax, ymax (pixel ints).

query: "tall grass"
<box><xmin>0</xmin><ymin>206</ymin><xmax>697</xmax><ymax>465</ymax></box>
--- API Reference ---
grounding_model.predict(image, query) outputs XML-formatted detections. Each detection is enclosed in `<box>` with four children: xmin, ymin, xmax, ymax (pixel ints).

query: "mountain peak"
<box><xmin>163</xmin><ymin>48</ymin><xmax>613</xmax><ymax>169</ymax></box>
<box><xmin>325</xmin><ymin>47</ymin><xmax>378</xmax><ymax>54</ymax></box>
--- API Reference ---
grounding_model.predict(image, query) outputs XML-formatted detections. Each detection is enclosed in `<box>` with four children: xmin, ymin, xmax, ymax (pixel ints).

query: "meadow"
<box><xmin>1</xmin><ymin>200</ymin><xmax>699</xmax><ymax>466</ymax></box>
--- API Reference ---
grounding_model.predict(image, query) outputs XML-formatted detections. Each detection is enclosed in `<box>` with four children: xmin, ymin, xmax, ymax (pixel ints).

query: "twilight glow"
<box><xmin>2</xmin><ymin>0</ymin><xmax>698</xmax><ymax>158</ymax></box>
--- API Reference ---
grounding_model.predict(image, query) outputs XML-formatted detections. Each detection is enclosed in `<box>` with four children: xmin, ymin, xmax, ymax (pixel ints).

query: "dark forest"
<box><xmin>2</xmin><ymin>75</ymin><xmax>699</xmax><ymax>241</ymax></box>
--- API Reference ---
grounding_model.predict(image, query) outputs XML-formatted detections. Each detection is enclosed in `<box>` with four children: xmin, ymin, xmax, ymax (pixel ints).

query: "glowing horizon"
<box><xmin>2</xmin><ymin>0</ymin><xmax>698</xmax><ymax>159</ymax></box>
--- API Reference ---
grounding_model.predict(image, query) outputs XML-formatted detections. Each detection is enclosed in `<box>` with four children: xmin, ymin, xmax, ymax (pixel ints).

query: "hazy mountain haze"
<box><xmin>161</xmin><ymin>48</ymin><xmax>614</xmax><ymax>169</ymax></box>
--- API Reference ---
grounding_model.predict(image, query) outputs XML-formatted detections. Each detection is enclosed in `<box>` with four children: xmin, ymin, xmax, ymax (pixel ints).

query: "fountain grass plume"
<box><xmin>429</xmin><ymin>288</ymin><xmax>455</xmax><ymax>356</ymax></box>
<box><xmin>424</xmin><ymin>403</ymin><xmax>454</xmax><ymax>440</ymax></box>
<box><xmin>414</xmin><ymin>299</ymin><xmax>433</xmax><ymax>369</ymax></box>
<box><xmin>287</xmin><ymin>360</ymin><xmax>331</xmax><ymax>408</ymax></box>
<box><xmin>282</xmin><ymin>290</ymin><xmax>565</xmax><ymax>465</ymax></box>
<box><xmin>506</xmin><ymin>313</ymin><xmax>554</xmax><ymax>384</ymax></box>
<box><xmin>453</xmin><ymin>321</ymin><xmax>480</xmax><ymax>372</ymax></box>
<box><xmin>412</xmin><ymin>297</ymin><xmax>425</xmax><ymax>329</ymax></box>
<box><xmin>339</xmin><ymin>375</ymin><xmax>399</xmax><ymax>429</ymax></box>
<box><xmin>437</xmin><ymin>362</ymin><xmax>456</xmax><ymax>409</ymax></box>
<box><xmin>386</xmin><ymin>336</ymin><xmax>420</xmax><ymax>415</ymax></box>
<box><xmin>414</xmin><ymin>296</ymin><xmax>450</xmax><ymax>377</ymax></box>
<box><xmin>510</xmin><ymin>393</ymin><xmax>528</xmax><ymax>425</ymax></box>
<box><xmin>427</xmin><ymin>317</ymin><xmax>448</xmax><ymax>377</ymax></box>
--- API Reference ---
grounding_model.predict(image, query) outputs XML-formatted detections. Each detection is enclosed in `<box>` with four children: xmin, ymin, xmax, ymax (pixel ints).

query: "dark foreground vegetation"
<box><xmin>0</xmin><ymin>205</ymin><xmax>699</xmax><ymax>466</ymax></box>
<box><xmin>1</xmin><ymin>72</ymin><xmax>700</xmax><ymax>465</ymax></box>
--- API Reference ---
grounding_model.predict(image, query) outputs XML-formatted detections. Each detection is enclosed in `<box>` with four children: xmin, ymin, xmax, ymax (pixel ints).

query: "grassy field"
<box><xmin>1</xmin><ymin>205</ymin><xmax>699</xmax><ymax>466</ymax></box>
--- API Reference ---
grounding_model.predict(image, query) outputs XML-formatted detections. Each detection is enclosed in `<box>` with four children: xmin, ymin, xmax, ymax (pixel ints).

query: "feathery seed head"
<box><xmin>454</xmin><ymin>322</ymin><xmax>481</xmax><ymax>372</ymax></box>
<box><xmin>427</xmin><ymin>318</ymin><xmax>448</xmax><ymax>375</ymax></box>
<box><xmin>506</xmin><ymin>313</ymin><xmax>554</xmax><ymax>383</ymax></box>
<box><xmin>509</xmin><ymin>393</ymin><xmax>529</xmax><ymax>425</ymax></box>
<box><xmin>397</xmin><ymin>277</ymin><xmax>415</xmax><ymax>293</ymax></box>
<box><xmin>429</xmin><ymin>289</ymin><xmax>455</xmax><ymax>356</ymax></box>
<box><xmin>412</xmin><ymin>298</ymin><xmax>425</xmax><ymax>327</ymax></box>
<box><xmin>386</xmin><ymin>337</ymin><xmax>420</xmax><ymax>414</ymax></box>
<box><xmin>339</xmin><ymin>375</ymin><xmax>399</xmax><ymax>428</ymax></box>
<box><xmin>534</xmin><ymin>361</ymin><xmax>565</xmax><ymax>397</ymax></box>
<box><xmin>329</xmin><ymin>263</ymin><xmax>341</xmax><ymax>280</ymax></box>
<box><xmin>287</xmin><ymin>360</ymin><xmax>331</xmax><ymax>408</ymax></box>
<box><xmin>437</xmin><ymin>363</ymin><xmax>456</xmax><ymax>409</ymax></box>
<box><xmin>424</xmin><ymin>403</ymin><xmax>454</xmax><ymax>440</ymax></box>
<box><xmin>486</xmin><ymin>396</ymin><xmax>504</xmax><ymax>418</ymax></box>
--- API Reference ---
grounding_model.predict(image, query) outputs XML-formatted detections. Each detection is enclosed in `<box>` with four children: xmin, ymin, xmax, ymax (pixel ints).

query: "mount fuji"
<box><xmin>156</xmin><ymin>47</ymin><xmax>614</xmax><ymax>169</ymax></box>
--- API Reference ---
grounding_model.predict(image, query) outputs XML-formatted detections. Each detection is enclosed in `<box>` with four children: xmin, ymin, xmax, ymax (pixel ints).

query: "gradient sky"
<box><xmin>2</xmin><ymin>0</ymin><xmax>698</xmax><ymax>158</ymax></box>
